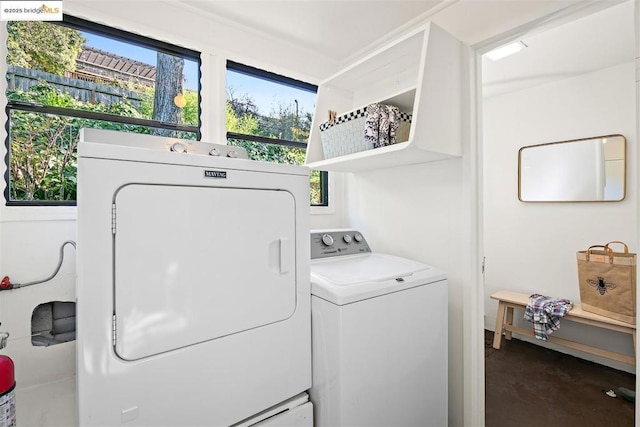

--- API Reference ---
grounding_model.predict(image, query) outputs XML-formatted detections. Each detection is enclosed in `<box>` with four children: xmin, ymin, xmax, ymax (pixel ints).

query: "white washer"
<box><xmin>309</xmin><ymin>230</ymin><xmax>448</xmax><ymax>427</ymax></box>
<box><xmin>76</xmin><ymin>129</ymin><xmax>312</xmax><ymax>426</ymax></box>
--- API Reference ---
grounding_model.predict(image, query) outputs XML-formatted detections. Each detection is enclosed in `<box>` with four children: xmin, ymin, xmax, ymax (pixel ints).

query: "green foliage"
<box><xmin>226</xmin><ymin>100</ymin><xmax>297</xmax><ymax>165</ymax></box>
<box><xmin>260</xmin><ymin>104</ymin><xmax>312</xmax><ymax>144</ymax></box>
<box><xmin>228</xmin><ymin>138</ymin><xmax>303</xmax><ymax>165</ymax></box>
<box><xmin>309</xmin><ymin>170</ymin><xmax>323</xmax><ymax>205</ymax></box>
<box><xmin>226</xmin><ymin>102</ymin><xmax>259</xmax><ymax>134</ymax></box>
<box><xmin>8</xmin><ymin>77</ymin><xmax>316</xmax><ymax>202</ymax></box>
<box><xmin>9</xmin><ymin>110</ymin><xmax>78</xmax><ymax>201</ymax></box>
<box><xmin>225</xmin><ymin>97</ymin><xmax>323</xmax><ymax>204</ymax></box>
<box><xmin>181</xmin><ymin>89</ymin><xmax>199</xmax><ymax>125</ymax></box>
<box><xmin>7</xmin><ymin>21</ymin><xmax>85</xmax><ymax>75</ymax></box>
<box><xmin>136</xmin><ymin>85</ymin><xmax>155</xmax><ymax>118</ymax></box>
<box><xmin>8</xmin><ymin>81</ymin><xmax>195</xmax><ymax>202</ymax></box>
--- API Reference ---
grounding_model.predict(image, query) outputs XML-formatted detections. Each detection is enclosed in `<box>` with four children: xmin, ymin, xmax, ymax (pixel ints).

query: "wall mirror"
<box><xmin>518</xmin><ymin>134</ymin><xmax>626</xmax><ymax>202</ymax></box>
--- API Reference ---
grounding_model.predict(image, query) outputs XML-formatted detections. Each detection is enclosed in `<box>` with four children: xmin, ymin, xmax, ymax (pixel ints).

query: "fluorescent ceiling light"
<box><xmin>485</xmin><ymin>41</ymin><xmax>527</xmax><ymax>61</ymax></box>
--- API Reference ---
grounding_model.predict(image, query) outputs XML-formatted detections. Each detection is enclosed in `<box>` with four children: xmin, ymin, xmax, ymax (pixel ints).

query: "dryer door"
<box><xmin>112</xmin><ymin>184</ymin><xmax>296</xmax><ymax>361</ymax></box>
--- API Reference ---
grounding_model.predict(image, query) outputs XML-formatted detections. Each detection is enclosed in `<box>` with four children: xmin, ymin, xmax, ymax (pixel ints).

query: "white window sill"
<box><xmin>0</xmin><ymin>205</ymin><xmax>77</xmax><ymax>222</ymax></box>
<box><xmin>310</xmin><ymin>204</ymin><xmax>334</xmax><ymax>215</ymax></box>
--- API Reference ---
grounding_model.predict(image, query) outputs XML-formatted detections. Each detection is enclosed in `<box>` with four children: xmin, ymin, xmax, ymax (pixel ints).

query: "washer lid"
<box><xmin>310</xmin><ymin>253</ymin><xmax>446</xmax><ymax>305</ymax></box>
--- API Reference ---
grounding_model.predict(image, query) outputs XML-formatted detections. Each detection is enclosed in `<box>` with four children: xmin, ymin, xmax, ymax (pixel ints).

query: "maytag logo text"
<box><xmin>204</xmin><ymin>170</ymin><xmax>227</xmax><ymax>179</ymax></box>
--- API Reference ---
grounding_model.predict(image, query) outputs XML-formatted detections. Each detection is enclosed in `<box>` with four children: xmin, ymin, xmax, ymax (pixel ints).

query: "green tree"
<box><xmin>261</xmin><ymin>103</ymin><xmax>311</xmax><ymax>144</ymax></box>
<box><xmin>7</xmin><ymin>21</ymin><xmax>85</xmax><ymax>74</ymax></box>
<box><xmin>227</xmin><ymin>88</ymin><xmax>259</xmax><ymax>118</ymax></box>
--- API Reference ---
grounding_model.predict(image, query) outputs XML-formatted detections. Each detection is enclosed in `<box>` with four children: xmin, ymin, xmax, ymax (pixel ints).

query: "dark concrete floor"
<box><xmin>485</xmin><ymin>330</ymin><xmax>635</xmax><ymax>427</ymax></box>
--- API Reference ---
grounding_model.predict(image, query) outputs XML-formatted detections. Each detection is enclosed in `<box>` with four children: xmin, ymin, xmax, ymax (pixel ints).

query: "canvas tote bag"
<box><xmin>576</xmin><ymin>241</ymin><xmax>637</xmax><ymax>324</ymax></box>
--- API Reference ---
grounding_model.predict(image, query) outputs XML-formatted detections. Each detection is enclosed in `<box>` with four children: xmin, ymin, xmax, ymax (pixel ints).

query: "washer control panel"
<box><xmin>311</xmin><ymin>230</ymin><xmax>371</xmax><ymax>259</ymax></box>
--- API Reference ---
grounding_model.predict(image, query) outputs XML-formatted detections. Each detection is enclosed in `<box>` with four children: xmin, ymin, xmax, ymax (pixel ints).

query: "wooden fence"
<box><xmin>7</xmin><ymin>65</ymin><xmax>144</xmax><ymax>108</ymax></box>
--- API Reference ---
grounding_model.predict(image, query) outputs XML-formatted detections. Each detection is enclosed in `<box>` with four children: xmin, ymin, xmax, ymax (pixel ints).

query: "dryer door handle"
<box><xmin>280</xmin><ymin>237</ymin><xmax>291</xmax><ymax>274</ymax></box>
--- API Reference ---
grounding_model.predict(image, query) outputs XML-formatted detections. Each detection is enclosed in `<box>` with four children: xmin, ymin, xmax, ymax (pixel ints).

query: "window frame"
<box><xmin>4</xmin><ymin>14</ymin><xmax>202</xmax><ymax>206</ymax></box>
<box><xmin>226</xmin><ymin>60</ymin><xmax>328</xmax><ymax>207</ymax></box>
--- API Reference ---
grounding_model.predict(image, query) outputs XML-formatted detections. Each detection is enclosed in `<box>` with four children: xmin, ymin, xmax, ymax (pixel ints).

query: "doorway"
<box><xmin>479</xmin><ymin>0</ymin><xmax>637</xmax><ymax>423</ymax></box>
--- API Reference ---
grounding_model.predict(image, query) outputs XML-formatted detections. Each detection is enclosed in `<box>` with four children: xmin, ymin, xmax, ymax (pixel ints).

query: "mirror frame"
<box><xmin>518</xmin><ymin>134</ymin><xmax>626</xmax><ymax>203</ymax></box>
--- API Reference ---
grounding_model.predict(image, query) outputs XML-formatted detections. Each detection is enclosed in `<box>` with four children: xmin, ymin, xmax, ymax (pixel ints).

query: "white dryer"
<box><xmin>76</xmin><ymin>129</ymin><xmax>312</xmax><ymax>426</ymax></box>
<box><xmin>309</xmin><ymin>230</ymin><xmax>448</xmax><ymax>427</ymax></box>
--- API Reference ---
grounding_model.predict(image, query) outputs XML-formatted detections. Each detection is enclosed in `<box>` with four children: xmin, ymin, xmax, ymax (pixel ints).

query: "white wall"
<box><xmin>0</xmin><ymin>219</ymin><xmax>77</xmax><ymax>387</ymax></box>
<box><xmin>483</xmin><ymin>62</ymin><xmax>637</xmax><ymax>371</ymax></box>
<box><xmin>0</xmin><ymin>0</ymin><xmax>342</xmax><ymax>392</ymax></box>
<box><xmin>310</xmin><ymin>173</ymin><xmax>348</xmax><ymax>230</ymax></box>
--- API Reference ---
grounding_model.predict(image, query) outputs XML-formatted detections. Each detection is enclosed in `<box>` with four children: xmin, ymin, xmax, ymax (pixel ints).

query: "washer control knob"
<box><xmin>209</xmin><ymin>148</ymin><xmax>220</xmax><ymax>157</ymax></box>
<box><xmin>354</xmin><ymin>233</ymin><xmax>363</xmax><ymax>243</ymax></box>
<box><xmin>170</xmin><ymin>142</ymin><xmax>187</xmax><ymax>153</ymax></box>
<box><xmin>321</xmin><ymin>233</ymin><xmax>334</xmax><ymax>246</ymax></box>
<box><xmin>227</xmin><ymin>150</ymin><xmax>238</xmax><ymax>158</ymax></box>
<box><xmin>343</xmin><ymin>234</ymin><xmax>352</xmax><ymax>244</ymax></box>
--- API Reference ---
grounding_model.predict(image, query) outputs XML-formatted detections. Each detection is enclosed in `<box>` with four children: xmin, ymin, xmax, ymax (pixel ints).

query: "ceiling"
<box><xmin>482</xmin><ymin>0</ymin><xmax>635</xmax><ymax>98</ymax></box>
<box><xmin>178</xmin><ymin>0</ymin><xmax>445</xmax><ymax>63</ymax></box>
<box><xmin>176</xmin><ymin>0</ymin><xmax>591</xmax><ymax>66</ymax></box>
<box><xmin>173</xmin><ymin>0</ymin><xmax>634</xmax><ymax>96</ymax></box>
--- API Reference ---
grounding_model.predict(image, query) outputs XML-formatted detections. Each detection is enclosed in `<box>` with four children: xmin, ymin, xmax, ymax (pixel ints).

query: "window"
<box><xmin>5</xmin><ymin>15</ymin><xmax>201</xmax><ymax>205</ymax></box>
<box><xmin>226</xmin><ymin>61</ymin><xmax>328</xmax><ymax>206</ymax></box>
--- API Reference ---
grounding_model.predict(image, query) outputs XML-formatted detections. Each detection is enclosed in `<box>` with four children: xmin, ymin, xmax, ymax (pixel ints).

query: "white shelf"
<box><xmin>305</xmin><ymin>22</ymin><xmax>463</xmax><ymax>172</ymax></box>
<box><xmin>305</xmin><ymin>141</ymin><xmax>457</xmax><ymax>172</ymax></box>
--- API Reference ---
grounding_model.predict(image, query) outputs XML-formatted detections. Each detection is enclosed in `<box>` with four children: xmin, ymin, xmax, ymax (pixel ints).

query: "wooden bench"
<box><xmin>491</xmin><ymin>290</ymin><xmax>636</xmax><ymax>365</ymax></box>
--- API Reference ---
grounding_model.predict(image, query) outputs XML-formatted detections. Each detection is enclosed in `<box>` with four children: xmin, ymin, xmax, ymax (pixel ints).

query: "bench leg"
<box><xmin>493</xmin><ymin>301</ymin><xmax>507</xmax><ymax>349</ymax></box>
<box><xmin>505</xmin><ymin>306</ymin><xmax>514</xmax><ymax>341</ymax></box>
